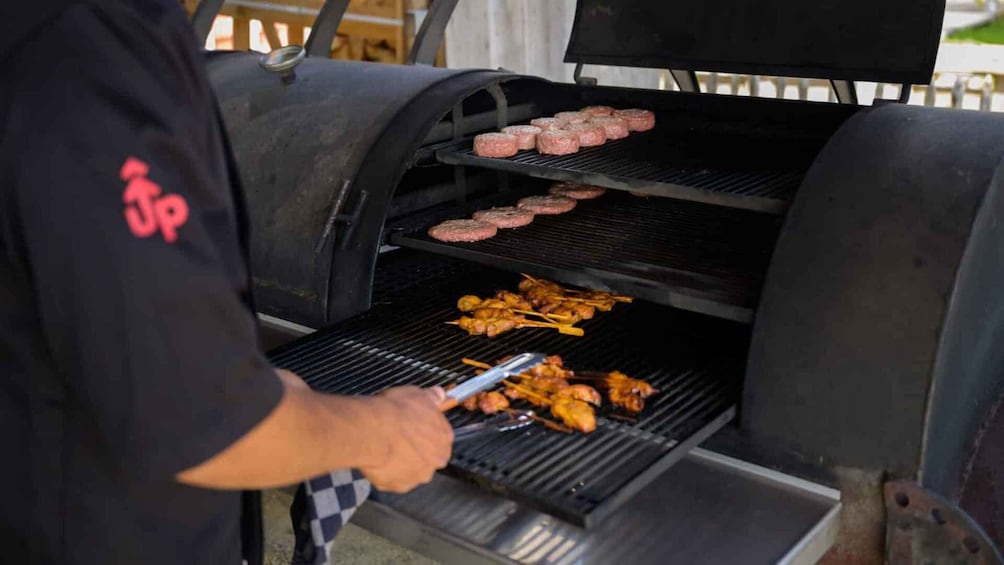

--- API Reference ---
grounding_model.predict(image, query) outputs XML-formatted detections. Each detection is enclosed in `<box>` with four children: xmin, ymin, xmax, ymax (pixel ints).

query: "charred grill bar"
<box><xmin>202</xmin><ymin>0</ymin><xmax>1004</xmax><ymax>561</ymax></box>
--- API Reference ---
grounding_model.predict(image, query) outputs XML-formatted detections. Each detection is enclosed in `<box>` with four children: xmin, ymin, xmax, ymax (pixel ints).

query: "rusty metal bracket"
<box><xmin>338</xmin><ymin>189</ymin><xmax>368</xmax><ymax>250</ymax></box>
<box><xmin>314</xmin><ymin>179</ymin><xmax>352</xmax><ymax>255</ymax></box>
<box><xmin>885</xmin><ymin>481</ymin><xmax>1003</xmax><ymax>564</ymax></box>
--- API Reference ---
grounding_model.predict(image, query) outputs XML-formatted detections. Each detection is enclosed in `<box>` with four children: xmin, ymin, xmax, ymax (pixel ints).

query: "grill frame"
<box><xmin>268</xmin><ymin>257</ymin><xmax>745</xmax><ymax>526</ymax></box>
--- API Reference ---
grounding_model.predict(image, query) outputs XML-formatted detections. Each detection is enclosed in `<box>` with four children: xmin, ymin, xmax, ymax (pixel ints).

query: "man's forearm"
<box><xmin>176</xmin><ymin>376</ymin><xmax>391</xmax><ymax>489</ymax></box>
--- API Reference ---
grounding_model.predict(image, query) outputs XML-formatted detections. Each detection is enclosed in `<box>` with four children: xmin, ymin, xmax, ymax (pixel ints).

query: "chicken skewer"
<box><xmin>520</xmin><ymin>273</ymin><xmax>633</xmax><ymax>303</ymax></box>
<box><xmin>518</xmin><ymin>274</ymin><xmax>626</xmax><ymax>314</ymax></box>
<box><xmin>460</xmin><ymin>390</ymin><xmax>511</xmax><ymax>414</ymax></box>
<box><xmin>573</xmin><ymin>370</ymin><xmax>657</xmax><ymax>414</ymax></box>
<box><xmin>465</xmin><ymin>357</ymin><xmax>655</xmax><ymax>415</ymax></box>
<box><xmin>458</xmin><ymin>295</ymin><xmax>578</xmax><ymax>325</ymax></box>
<box><xmin>460</xmin><ymin>358</ymin><xmax>599</xmax><ymax>433</ymax></box>
<box><xmin>503</xmin><ymin>380</ymin><xmax>597</xmax><ymax>433</ymax></box>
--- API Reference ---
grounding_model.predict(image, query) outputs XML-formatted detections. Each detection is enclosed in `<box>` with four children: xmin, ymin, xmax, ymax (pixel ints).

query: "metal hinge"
<box><xmin>574</xmin><ymin>63</ymin><xmax>597</xmax><ymax>86</ymax></box>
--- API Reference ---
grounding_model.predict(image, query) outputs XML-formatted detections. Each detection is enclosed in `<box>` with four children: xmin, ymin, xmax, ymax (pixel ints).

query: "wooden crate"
<box><xmin>182</xmin><ymin>0</ymin><xmax>437</xmax><ymax>64</ymax></box>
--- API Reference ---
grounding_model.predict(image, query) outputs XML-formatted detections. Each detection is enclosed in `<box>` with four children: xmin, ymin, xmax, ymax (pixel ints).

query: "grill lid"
<box><xmin>563</xmin><ymin>0</ymin><xmax>945</xmax><ymax>84</ymax></box>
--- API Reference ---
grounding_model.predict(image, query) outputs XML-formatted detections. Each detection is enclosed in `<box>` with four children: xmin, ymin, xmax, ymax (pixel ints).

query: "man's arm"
<box><xmin>177</xmin><ymin>372</ymin><xmax>453</xmax><ymax>493</ymax></box>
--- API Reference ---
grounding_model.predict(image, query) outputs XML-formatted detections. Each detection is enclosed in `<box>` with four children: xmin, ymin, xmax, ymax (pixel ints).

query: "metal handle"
<box><xmin>304</xmin><ymin>0</ymin><xmax>352</xmax><ymax>58</ymax></box>
<box><xmin>259</xmin><ymin>45</ymin><xmax>306</xmax><ymax>84</ymax></box>
<box><xmin>191</xmin><ymin>0</ymin><xmax>226</xmax><ymax>45</ymax></box>
<box><xmin>408</xmin><ymin>0</ymin><xmax>459</xmax><ymax>65</ymax></box>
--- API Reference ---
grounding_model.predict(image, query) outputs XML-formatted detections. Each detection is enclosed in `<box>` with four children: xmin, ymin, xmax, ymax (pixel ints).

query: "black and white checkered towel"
<box><xmin>291</xmin><ymin>469</ymin><xmax>372</xmax><ymax>565</ymax></box>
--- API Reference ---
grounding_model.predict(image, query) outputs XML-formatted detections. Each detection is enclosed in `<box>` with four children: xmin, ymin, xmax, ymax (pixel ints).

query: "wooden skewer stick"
<box><xmin>513</xmin><ymin>308</ymin><xmax>576</xmax><ymax>324</ymax></box>
<box><xmin>552</xmin><ymin>296</ymin><xmax>612</xmax><ymax>307</ymax></box>
<box><xmin>461</xmin><ymin>358</ymin><xmax>492</xmax><ymax>370</ymax></box>
<box><xmin>517</xmin><ymin>320</ymin><xmax>585</xmax><ymax>337</ymax></box>
<box><xmin>564</xmin><ymin>289</ymin><xmax>633</xmax><ymax>303</ymax></box>
<box><xmin>502</xmin><ymin>380</ymin><xmax>553</xmax><ymax>405</ymax></box>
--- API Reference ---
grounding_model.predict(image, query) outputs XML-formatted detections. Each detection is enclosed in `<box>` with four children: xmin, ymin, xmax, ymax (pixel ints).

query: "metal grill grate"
<box><xmin>269</xmin><ymin>261</ymin><xmax>744</xmax><ymax>526</ymax></box>
<box><xmin>436</xmin><ymin>119</ymin><xmax>815</xmax><ymax>213</ymax></box>
<box><xmin>391</xmin><ymin>192</ymin><xmax>780</xmax><ymax>322</ymax></box>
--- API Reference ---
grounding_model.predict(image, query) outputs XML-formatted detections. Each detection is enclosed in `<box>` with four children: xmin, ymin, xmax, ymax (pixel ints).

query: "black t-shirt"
<box><xmin>0</xmin><ymin>1</ymin><xmax>284</xmax><ymax>563</ymax></box>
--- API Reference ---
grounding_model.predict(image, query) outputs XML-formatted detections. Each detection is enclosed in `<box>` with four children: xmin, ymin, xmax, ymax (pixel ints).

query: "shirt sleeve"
<box><xmin>4</xmin><ymin>4</ymin><xmax>284</xmax><ymax>480</ymax></box>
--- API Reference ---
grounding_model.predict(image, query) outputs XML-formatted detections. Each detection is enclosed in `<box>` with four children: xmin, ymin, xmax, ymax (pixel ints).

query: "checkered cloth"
<box><xmin>290</xmin><ymin>469</ymin><xmax>372</xmax><ymax>565</ymax></box>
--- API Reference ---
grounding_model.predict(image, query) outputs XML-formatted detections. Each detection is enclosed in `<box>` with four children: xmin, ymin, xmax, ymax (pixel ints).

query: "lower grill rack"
<box><xmin>391</xmin><ymin>191</ymin><xmax>780</xmax><ymax>323</ymax></box>
<box><xmin>268</xmin><ymin>262</ymin><xmax>745</xmax><ymax>526</ymax></box>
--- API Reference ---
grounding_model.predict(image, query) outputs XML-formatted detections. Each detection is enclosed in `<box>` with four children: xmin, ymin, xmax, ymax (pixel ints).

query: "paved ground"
<box><xmin>262</xmin><ymin>489</ymin><xmax>437</xmax><ymax>565</ymax></box>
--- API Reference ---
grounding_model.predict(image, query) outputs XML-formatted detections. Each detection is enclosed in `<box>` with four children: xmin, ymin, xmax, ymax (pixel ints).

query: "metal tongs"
<box><xmin>453</xmin><ymin>411</ymin><xmax>535</xmax><ymax>443</ymax></box>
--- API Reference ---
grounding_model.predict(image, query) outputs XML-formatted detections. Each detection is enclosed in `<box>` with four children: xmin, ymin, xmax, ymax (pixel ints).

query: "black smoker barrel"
<box><xmin>207</xmin><ymin>52</ymin><xmax>530</xmax><ymax>326</ymax></box>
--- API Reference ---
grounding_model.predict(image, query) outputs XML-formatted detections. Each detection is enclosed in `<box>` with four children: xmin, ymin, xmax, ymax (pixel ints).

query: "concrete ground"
<box><xmin>256</xmin><ymin>332</ymin><xmax>440</xmax><ymax>564</ymax></box>
<box><xmin>262</xmin><ymin>489</ymin><xmax>438</xmax><ymax>565</ymax></box>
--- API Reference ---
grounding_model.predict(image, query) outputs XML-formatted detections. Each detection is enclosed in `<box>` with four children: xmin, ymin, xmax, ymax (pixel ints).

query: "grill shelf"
<box><xmin>435</xmin><ymin>117</ymin><xmax>816</xmax><ymax>214</ymax></box>
<box><xmin>268</xmin><ymin>259</ymin><xmax>745</xmax><ymax>527</ymax></box>
<box><xmin>390</xmin><ymin>192</ymin><xmax>781</xmax><ymax>323</ymax></box>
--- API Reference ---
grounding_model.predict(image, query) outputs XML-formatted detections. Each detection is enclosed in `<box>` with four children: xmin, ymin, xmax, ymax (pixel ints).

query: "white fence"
<box><xmin>444</xmin><ymin>0</ymin><xmax>1003</xmax><ymax>112</ymax></box>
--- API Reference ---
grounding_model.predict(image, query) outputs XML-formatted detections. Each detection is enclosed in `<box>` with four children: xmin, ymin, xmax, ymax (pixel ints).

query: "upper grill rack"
<box><xmin>436</xmin><ymin>114</ymin><xmax>817</xmax><ymax>214</ymax></box>
<box><xmin>268</xmin><ymin>261</ymin><xmax>745</xmax><ymax>526</ymax></box>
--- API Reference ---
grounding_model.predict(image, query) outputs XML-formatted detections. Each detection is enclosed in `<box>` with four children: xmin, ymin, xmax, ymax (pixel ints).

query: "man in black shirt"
<box><xmin>0</xmin><ymin>2</ymin><xmax>453</xmax><ymax>564</ymax></box>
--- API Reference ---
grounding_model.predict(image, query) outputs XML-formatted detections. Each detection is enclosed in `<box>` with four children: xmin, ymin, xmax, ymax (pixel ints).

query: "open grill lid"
<box><xmin>563</xmin><ymin>0</ymin><xmax>946</xmax><ymax>84</ymax></box>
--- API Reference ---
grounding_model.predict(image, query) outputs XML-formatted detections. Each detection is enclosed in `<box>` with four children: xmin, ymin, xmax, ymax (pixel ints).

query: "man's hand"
<box><xmin>360</xmin><ymin>386</ymin><xmax>454</xmax><ymax>493</ymax></box>
<box><xmin>176</xmin><ymin>375</ymin><xmax>454</xmax><ymax>491</ymax></box>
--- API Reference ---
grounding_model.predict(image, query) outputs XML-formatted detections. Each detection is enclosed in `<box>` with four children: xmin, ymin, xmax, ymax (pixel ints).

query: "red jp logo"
<box><xmin>120</xmin><ymin>157</ymin><xmax>189</xmax><ymax>243</ymax></box>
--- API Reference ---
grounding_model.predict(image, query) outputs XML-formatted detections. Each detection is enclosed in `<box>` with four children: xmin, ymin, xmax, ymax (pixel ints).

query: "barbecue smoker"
<box><xmin>198</xmin><ymin>0</ymin><xmax>1004</xmax><ymax>562</ymax></box>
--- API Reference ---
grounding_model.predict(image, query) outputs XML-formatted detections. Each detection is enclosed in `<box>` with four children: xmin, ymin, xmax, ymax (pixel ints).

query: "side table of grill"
<box><xmin>351</xmin><ymin>448</ymin><xmax>840</xmax><ymax>565</ymax></box>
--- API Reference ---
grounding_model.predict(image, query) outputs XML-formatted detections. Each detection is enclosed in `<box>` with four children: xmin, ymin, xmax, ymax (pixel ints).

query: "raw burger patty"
<box><xmin>566</xmin><ymin>122</ymin><xmax>606</xmax><ymax>147</ymax></box>
<box><xmin>554</xmin><ymin>111</ymin><xmax>590</xmax><ymax>124</ymax></box>
<box><xmin>501</xmin><ymin>125</ymin><xmax>542</xmax><ymax>150</ymax></box>
<box><xmin>428</xmin><ymin>219</ymin><xmax>498</xmax><ymax>242</ymax></box>
<box><xmin>589</xmin><ymin>115</ymin><xmax>629</xmax><ymax>140</ymax></box>
<box><xmin>614</xmin><ymin>109</ymin><xmax>656</xmax><ymax>132</ymax></box>
<box><xmin>548</xmin><ymin>181</ymin><xmax>607</xmax><ymax>200</ymax></box>
<box><xmin>536</xmin><ymin>130</ymin><xmax>579</xmax><ymax>155</ymax></box>
<box><xmin>517</xmin><ymin>195</ymin><xmax>577</xmax><ymax>215</ymax></box>
<box><xmin>472</xmin><ymin>206</ymin><xmax>535</xmax><ymax>228</ymax></box>
<box><xmin>473</xmin><ymin>132</ymin><xmax>519</xmax><ymax>158</ymax></box>
<box><xmin>581</xmin><ymin>105</ymin><xmax>615</xmax><ymax>116</ymax></box>
<box><xmin>531</xmin><ymin>117</ymin><xmax>568</xmax><ymax>130</ymax></box>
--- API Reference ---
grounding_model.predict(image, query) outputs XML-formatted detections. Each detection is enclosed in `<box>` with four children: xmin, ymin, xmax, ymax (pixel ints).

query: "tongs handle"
<box><xmin>452</xmin><ymin>412</ymin><xmax>534</xmax><ymax>442</ymax></box>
